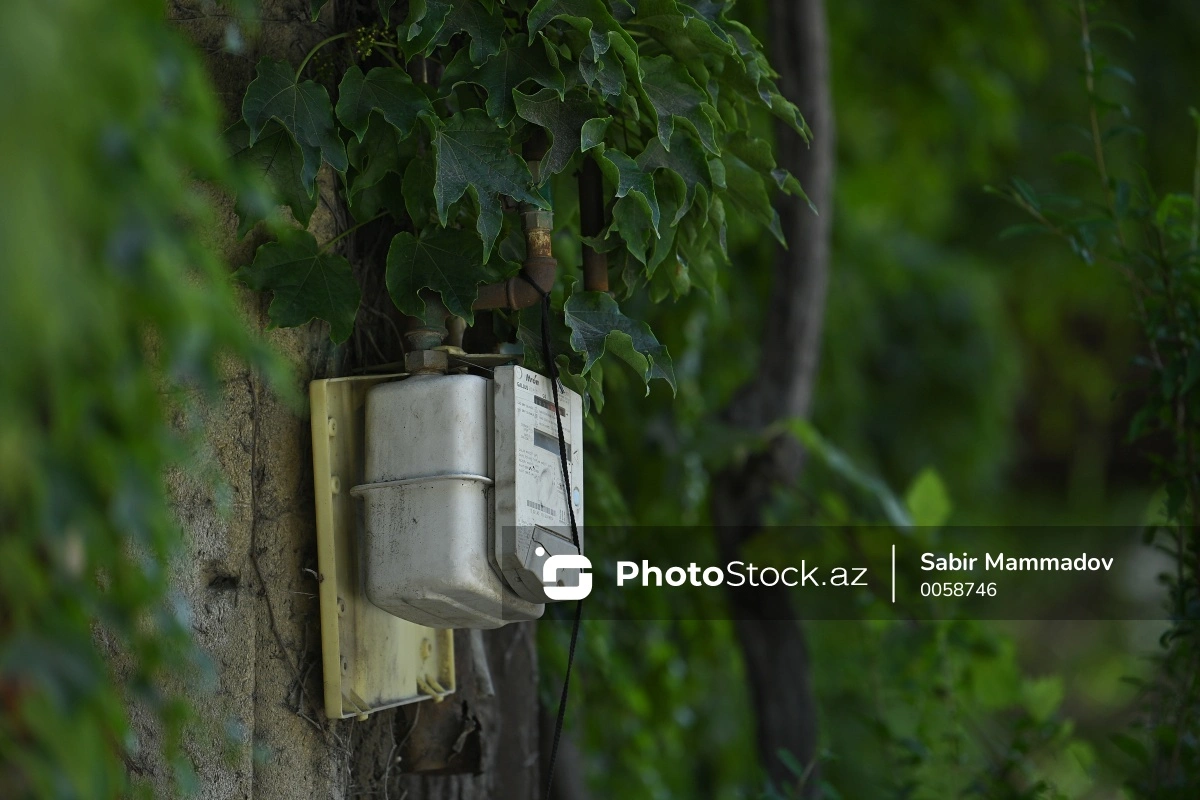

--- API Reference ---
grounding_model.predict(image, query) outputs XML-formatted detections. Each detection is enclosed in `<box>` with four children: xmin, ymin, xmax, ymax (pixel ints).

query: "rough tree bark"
<box><xmin>709</xmin><ymin>0</ymin><xmax>835</xmax><ymax>794</ymax></box>
<box><xmin>143</xmin><ymin>3</ymin><xmax>542</xmax><ymax>798</ymax></box>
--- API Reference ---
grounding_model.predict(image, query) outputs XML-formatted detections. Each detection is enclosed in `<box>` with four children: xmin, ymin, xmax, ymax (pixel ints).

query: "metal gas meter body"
<box><xmin>354</xmin><ymin>364</ymin><xmax>584</xmax><ymax>628</ymax></box>
<box><xmin>308</xmin><ymin>360</ymin><xmax>583</xmax><ymax>718</ymax></box>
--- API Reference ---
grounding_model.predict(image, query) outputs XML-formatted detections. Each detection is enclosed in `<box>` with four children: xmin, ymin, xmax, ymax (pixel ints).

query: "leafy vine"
<box><xmin>230</xmin><ymin>0</ymin><xmax>808</xmax><ymax>399</ymax></box>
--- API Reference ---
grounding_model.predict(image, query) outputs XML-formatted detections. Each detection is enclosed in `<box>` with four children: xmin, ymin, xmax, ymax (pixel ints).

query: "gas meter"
<box><xmin>351</xmin><ymin>363</ymin><xmax>583</xmax><ymax>629</ymax></box>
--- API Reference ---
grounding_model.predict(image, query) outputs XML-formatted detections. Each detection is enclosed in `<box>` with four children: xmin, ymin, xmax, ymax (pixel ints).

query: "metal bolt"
<box><xmin>420</xmin><ymin>638</ymin><xmax>433</xmax><ymax>660</ymax></box>
<box><xmin>337</xmin><ymin>597</ymin><xmax>346</xmax><ymax>615</ymax></box>
<box><xmin>331</xmin><ymin>476</ymin><xmax>341</xmax><ymax>495</ymax></box>
<box><xmin>404</xmin><ymin>349</ymin><xmax>451</xmax><ymax>375</ymax></box>
<box><xmin>327</xmin><ymin>416</ymin><xmax>337</xmax><ymax>436</ymax></box>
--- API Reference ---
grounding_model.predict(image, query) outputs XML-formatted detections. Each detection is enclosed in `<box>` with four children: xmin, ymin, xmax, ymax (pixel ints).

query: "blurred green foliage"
<box><xmin>0</xmin><ymin>0</ymin><xmax>278</xmax><ymax>796</ymax></box>
<box><xmin>994</xmin><ymin>2</ymin><xmax>1200</xmax><ymax>792</ymax></box>
<box><xmin>557</xmin><ymin>1</ymin><xmax>1196</xmax><ymax>798</ymax></box>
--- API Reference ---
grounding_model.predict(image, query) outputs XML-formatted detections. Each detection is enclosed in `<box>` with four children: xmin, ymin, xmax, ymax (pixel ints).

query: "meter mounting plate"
<box><xmin>310</xmin><ymin>374</ymin><xmax>455</xmax><ymax>720</ymax></box>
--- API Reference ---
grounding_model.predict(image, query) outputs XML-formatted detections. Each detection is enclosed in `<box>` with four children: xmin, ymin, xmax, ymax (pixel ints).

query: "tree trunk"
<box><xmin>147</xmin><ymin>4</ymin><xmax>542</xmax><ymax>798</ymax></box>
<box><xmin>710</xmin><ymin>0</ymin><xmax>835</xmax><ymax>794</ymax></box>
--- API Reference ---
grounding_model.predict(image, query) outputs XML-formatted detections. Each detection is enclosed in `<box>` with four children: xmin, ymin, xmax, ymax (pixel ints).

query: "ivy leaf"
<box><xmin>310</xmin><ymin>0</ymin><xmax>328</xmax><ymax>21</ymax></box>
<box><xmin>680</xmin><ymin>0</ymin><xmax>728</xmax><ymax>18</ymax></box>
<box><xmin>637</xmin><ymin>128</ymin><xmax>713</xmax><ymax>224</ymax></box>
<box><xmin>386</xmin><ymin>228</ymin><xmax>492</xmax><ymax>324</ymax></box>
<box><xmin>513</xmin><ymin>89</ymin><xmax>606</xmax><ymax>182</ymax></box>
<box><xmin>402</xmin><ymin>157</ymin><xmax>437</xmax><ymax>226</ymax></box>
<box><xmin>564</xmin><ymin>292</ymin><xmax>676</xmax><ymax>394</ymax></box>
<box><xmin>443</xmin><ymin>38</ymin><xmax>566</xmax><ymax>126</ymax></box>
<box><xmin>236</xmin><ymin>230</ymin><xmax>360</xmax><ymax>343</ymax></box>
<box><xmin>611</xmin><ymin>196</ymin><xmax>654</xmax><ymax>264</ymax></box>
<box><xmin>404</xmin><ymin>0</ymin><xmax>503</xmax><ymax>64</ymax></box>
<box><xmin>402</xmin><ymin>0</ymin><xmax>453</xmax><ymax>54</ymax></box>
<box><xmin>433</xmin><ymin>109</ymin><xmax>547</xmax><ymax>257</ymax></box>
<box><xmin>640</xmin><ymin>55</ymin><xmax>719</xmax><ymax>154</ymax></box>
<box><xmin>630</xmin><ymin>0</ymin><xmax>736</xmax><ymax>75</ymax></box>
<box><xmin>516</xmin><ymin>303</ymin><xmax>581</xmax><ymax>384</ymax></box>
<box><xmin>228</xmin><ymin>122</ymin><xmax>317</xmax><ymax>237</ymax></box>
<box><xmin>564</xmin><ymin>291</ymin><xmax>676</xmax><ymax>394</ymax></box>
<box><xmin>723</xmin><ymin>20</ymin><xmax>808</xmax><ymax>137</ymax></box>
<box><xmin>242</xmin><ymin>58</ymin><xmax>347</xmax><ymax>189</ymax></box>
<box><xmin>335</xmin><ymin>67</ymin><xmax>433</xmax><ymax>142</ymax></box>
<box><xmin>721</xmin><ymin>135</ymin><xmax>785</xmax><ymax>244</ymax></box>
<box><xmin>528</xmin><ymin>0</ymin><xmax>640</xmax><ymax>81</ymax></box>
<box><xmin>726</xmin><ymin>132</ymin><xmax>812</xmax><ymax>212</ymax></box>
<box><xmin>581</xmin><ymin>117</ymin><xmax>612</xmax><ymax>151</ymax></box>
<box><xmin>646</xmin><ymin>173</ymin><xmax>685</xmax><ymax>274</ymax></box>
<box><xmin>580</xmin><ymin>41</ymin><xmax>629</xmax><ymax>99</ymax></box>
<box><xmin>379</xmin><ymin>0</ymin><xmax>398</xmax><ymax>23</ymax></box>
<box><xmin>594</xmin><ymin>147</ymin><xmax>661</xmax><ymax>233</ymax></box>
<box><xmin>346</xmin><ymin>117</ymin><xmax>407</xmax><ymax>210</ymax></box>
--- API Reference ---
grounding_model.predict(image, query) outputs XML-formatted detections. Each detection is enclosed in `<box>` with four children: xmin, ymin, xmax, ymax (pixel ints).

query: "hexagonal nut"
<box><xmin>521</xmin><ymin>208</ymin><xmax>554</xmax><ymax>231</ymax></box>
<box><xmin>405</xmin><ymin>349</ymin><xmax>450</xmax><ymax>374</ymax></box>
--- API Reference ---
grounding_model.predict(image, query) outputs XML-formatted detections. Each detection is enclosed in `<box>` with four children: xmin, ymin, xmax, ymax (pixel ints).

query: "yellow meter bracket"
<box><xmin>309</xmin><ymin>375</ymin><xmax>455</xmax><ymax>720</ymax></box>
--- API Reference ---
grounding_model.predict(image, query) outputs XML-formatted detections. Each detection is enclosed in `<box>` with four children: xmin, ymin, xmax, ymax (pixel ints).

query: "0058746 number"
<box><xmin>920</xmin><ymin>582</ymin><xmax>997</xmax><ymax>598</ymax></box>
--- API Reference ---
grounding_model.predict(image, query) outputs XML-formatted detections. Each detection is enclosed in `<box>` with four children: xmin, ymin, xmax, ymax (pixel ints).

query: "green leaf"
<box><xmin>346</xmin><ymin>117</ymin><xmax>408</xmax><ymax>210</ymax></box>
<box><xmin>528</xmin><ymin>0</ymin><xmax>640</xmax><ymax>82</ymax></box>
<box><xmin>404</xmin><ymin>0</ymin><xmax>503</xmax><ymax>63</ymax></box>
<box><xmin>1021</xmin><ymin>676</ymin><xmax>1063</xmax><ymax>724</ymax></box>
<box><xmin>721</xmin><ymin>133</ymin><xmax>785</xmax><ymax>244</ymax></box>
<box><xmin>432</xmin><ymin>109</ymin><xmax>547</xmax><ymax>257</ymax></box>
<box><xmin>1110</xmin><ymin>733</ymin><xmax>1150</xmax><ymax>765</ymax></box>
<box><xmin>379</xmin><ymin>0</ymin><xmax>398</xmax><ymax>23</ymax></box>
<box><xmin>242</xmin><ymin>58</ymin><xmax>347</xmax><ymax>189</ymax></box>
<box><xmin>444</xmin><ymin>38</ymin><xmax>566</xmax><ymax>126</ymax></box>
<box><xmin>637</xmin><ymin>128</ymin><xmax>713</xmax><ymax>224</ymax></box>
<box><xmin>517</xmin><ymin>302</ymin><xmax>578</xmax><ymax>374</ymax></box>
<box><xmin>1155</xmin><ymin>192</ymin><xmax>1195</xmax><ymax>232</ymax></box>
<box><xmin>903</xmin><ymin>468</ymin><xmax>952</xmax><ymax>529</ymax></box>
<box><xmin>646</xmin><ymin>173</ymin><xmax>685</xmax><ymax>274</ymax></box>
<box><xmin>402</xmin><ymin>0</ymin><xmax>453</xmax><ymax>52</ymax></box>
<box><xmin>640</xmin><ymin>55</ymin><xmax>719</xmax><ymax>154</ymax></box>
<box><xmin>581</xmin><ymin>117</ymin><xmax>612</xmax><ymax>151</ymax></box>
<box><xmin>228</xmin><ymin>122</ymin><xmax>318</xmax><ymax>237</ymax></box>
<box><xmin>997</xmin><ymin>223</ymin><xmax>1051</xmax><ymax>241</ymax></box>
<box><xmin>722</xmin><ymin>20</ymin><xmax>808</xmax><ymax>137</ymax></box>
<box><xmin>594</xmin><ymin>147</ymin><xmax>661</xmax><ymax>233</ymax></box>
<box><xmin>611</xmin><ymin>195</ymin><xmax>655</xmax><ymax>264</ymax></box>
<box><xmin>236</xmin><ymin>230</ymin><xmax>360</xmax><ymax>343</ymax></box>
<box><xmin>579</xmin><ymin>41</ymin><xmax>629</xmax><ymax>99</ymax></box>
<box><xmin>630</xmin><ymin>0</ymin><xmax>737</xmax><ymax>74</ymax></box>
<box><xmin>385</xmin><ymin>228</ymin><xmax>492</xmax><ymax>324</ymax></box>
<box><xmin>402</xmin><ymin>157</ymin><xmax>437</xmax><ymax>226</ymax></box>
<box><xmin>310</xmin><ymin>0</ymin><xmax>328</xmax><ymax>21</ymax></box>
<box><xmin>679</xmin><ymin>0</ymin><xmax>728</xmax><ymax>19</ymax></box>
<box><xmin>783</xmin><ymin>420</ymin><xmax>913</xmax><ymax>530</ymax></box>
<box><xmin>513</xmin><ymin>89</ymin><xmax>606</xmax><ymax>182</ymax></box>
<box><xmin>335</xmin><ymin>67</ymin><xmax>433</xmax><ymax>142</ymax></box>
<box><xmin>564</xmin><ymin>291</ymin><xmax>676</xmax><ymax>394</ymax></box>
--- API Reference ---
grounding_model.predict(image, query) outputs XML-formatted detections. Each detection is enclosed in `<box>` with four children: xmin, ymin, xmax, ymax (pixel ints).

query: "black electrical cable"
<box><xmin>519</xmin><ymin>272</ymin><xmax>583</xmax><ymax>800</ymax></box>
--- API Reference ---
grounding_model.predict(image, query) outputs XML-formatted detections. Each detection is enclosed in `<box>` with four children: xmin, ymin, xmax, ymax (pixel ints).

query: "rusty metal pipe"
<box><xmin>472</xmin><ymin>133</ymin><xmax>558</xmax><ymax>311</ymax></box>
<box><xmin>472</xmin><ymin>256</ymin><xmax>556</xmax><ymax>310</ymax></box>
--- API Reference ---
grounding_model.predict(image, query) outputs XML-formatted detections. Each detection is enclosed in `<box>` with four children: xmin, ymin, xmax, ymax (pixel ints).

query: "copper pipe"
<box><xmin>473</xmin><ymin>256</ymin><xmax>556</xmax><ymax>310</ymax></box>
<box><xmin>579</xmin><ymin>155</ymin><xmax>609</xmax><ymax>292</ymax></box>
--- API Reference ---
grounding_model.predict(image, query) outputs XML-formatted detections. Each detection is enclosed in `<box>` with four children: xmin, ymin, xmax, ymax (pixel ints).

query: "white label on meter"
<box><xmin>513</xmin><ymin>368</ymin><xmax>574</xmax><ymax>529</ymax></box>
<box><xmin>491</xmin><ymin>365</ymin><xmax>583</xmax><ymax>605</ymax></box>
